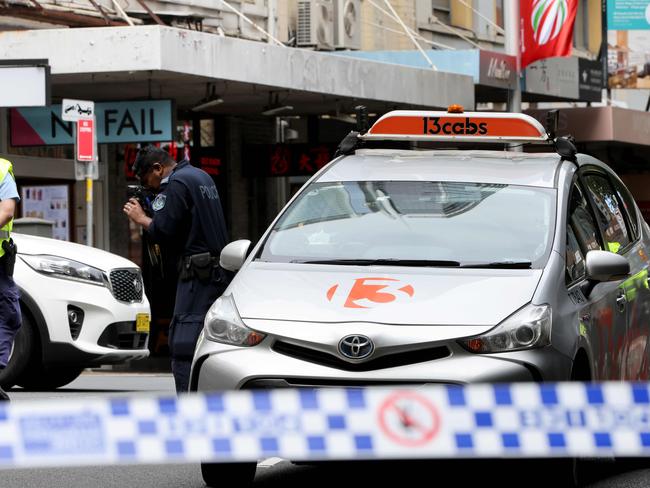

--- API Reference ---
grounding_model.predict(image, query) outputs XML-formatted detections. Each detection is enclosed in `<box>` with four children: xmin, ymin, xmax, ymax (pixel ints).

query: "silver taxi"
<box><xmin>192</xmin><ymin>109</ymin><xmax>650</xmax><ymax>483</ymax></box>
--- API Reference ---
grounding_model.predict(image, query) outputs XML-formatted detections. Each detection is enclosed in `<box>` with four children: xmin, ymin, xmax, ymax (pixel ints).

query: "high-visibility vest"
<box><xmin>0</xmin><ymin>158</ymin><xmax>15</xmax><ymax>258</ymax></box>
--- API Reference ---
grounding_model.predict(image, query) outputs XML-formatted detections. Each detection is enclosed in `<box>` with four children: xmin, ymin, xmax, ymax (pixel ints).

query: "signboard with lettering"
<box><xmin>243</xmin><ymin>144</ymin><xmax>334</xmax><ymax>177</ymax></box>
<box><xmin>578</xmin><ymin>58</ymin><xmax>605</xmax><ymax>102</ymax></box>
<box><xmin>76</xmin><ymin>119</ymin><xmax>95</xmax><ymax>161</ymax></box>
<box><xmin>10</xmin><ymin>100</ymin><xmax>173</xmax><ymax>146</ymax></box>
<box><xmin>607</xmin><ymin>0</ymin><xmax>650</xmax><ymax>89</ymax></box>
<box><xmin>478</xmin><ymin>51</ymin><xmax>516</xmax><ymax>90</ymax></box>
<box><xmin>524</xmin><ymin>57</ymin><xmax>580</xmax><ymax>100</ymax></box>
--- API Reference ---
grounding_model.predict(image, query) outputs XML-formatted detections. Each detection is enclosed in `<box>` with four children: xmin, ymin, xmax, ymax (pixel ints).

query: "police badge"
<box><xmin>152</xmin><ymin>194</ymin><xmax>166</xmax><ymax>211</ymax></box>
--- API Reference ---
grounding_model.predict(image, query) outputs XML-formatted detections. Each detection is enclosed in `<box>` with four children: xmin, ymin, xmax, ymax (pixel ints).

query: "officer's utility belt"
<box><xmin>179</xmin><ymin>252</ymin><xmax>219</xmax><ymax>283</ymax></box>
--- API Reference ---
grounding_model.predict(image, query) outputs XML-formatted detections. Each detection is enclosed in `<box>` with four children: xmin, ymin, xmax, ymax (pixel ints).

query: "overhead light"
<box><xmin>261</xmin><ymin>105</ymin><xmax>293</xmax><ymax>116</ymax></box>
<box><xmin>321</xmin><ymin>114</ymin><xmax>356</xmax><ymax>124</ymax></box>
<box><xmin>192</xmin><ymin>83</ymin><xmax>223</xmax><ymax>112</ymax></box>
<box><xmin>192</xmin><ymin>97</ymin><xmax>224</xmax><ymax>112</ymax></box>
<box><xmin>262</xmin><ymin>91</ymin><xmax>294</xmax><ymax>116</ymax></box>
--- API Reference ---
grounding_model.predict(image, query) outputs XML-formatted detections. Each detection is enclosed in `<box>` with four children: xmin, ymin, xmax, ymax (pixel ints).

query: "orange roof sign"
<box><xmin>362</xmin><ymin>110</ymin><xmax>548</xmax><ymax>143</ymax></box>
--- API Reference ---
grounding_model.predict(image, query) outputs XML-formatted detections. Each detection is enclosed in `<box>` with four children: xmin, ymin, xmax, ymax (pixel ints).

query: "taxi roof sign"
<box><xmin>361</xmin><ymin>110</ymin><xmax>548</xmax><ymax>143</ymax></box>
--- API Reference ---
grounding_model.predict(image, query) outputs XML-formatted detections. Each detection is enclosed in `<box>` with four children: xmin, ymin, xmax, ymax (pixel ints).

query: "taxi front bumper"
<box><xmin>191</xmin><ymin>334</ymin><xmax>572</xmax><ymax>391</ymax></box>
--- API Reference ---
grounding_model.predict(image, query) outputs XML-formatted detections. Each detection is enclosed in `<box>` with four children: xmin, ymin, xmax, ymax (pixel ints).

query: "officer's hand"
<box><xmin>123</xmin><ymin>198</ymin><xmax>149</xmax><ymax>227</ymax></box>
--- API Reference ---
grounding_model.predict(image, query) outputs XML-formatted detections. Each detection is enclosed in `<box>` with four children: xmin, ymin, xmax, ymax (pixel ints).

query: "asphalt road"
<box><xmin>2</xmin><ymin>373</ymin><xmax>650</xmax><ymax>488</ymax></box>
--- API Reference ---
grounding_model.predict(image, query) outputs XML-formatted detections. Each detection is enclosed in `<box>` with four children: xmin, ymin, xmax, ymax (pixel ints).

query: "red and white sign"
<box><xmin>378</xmin><ymin>391</ymin><xmax>441</xmax><ymax>447</ymax></box>
<box><xmin>76</xmin><ymin>118</ymin><xmax>95</xmax><ymax>162</ymax></box>
<box><xmin>521</xmin><ymin>0</ymin><xmax>578</xmax><ymax>69</ymax></box>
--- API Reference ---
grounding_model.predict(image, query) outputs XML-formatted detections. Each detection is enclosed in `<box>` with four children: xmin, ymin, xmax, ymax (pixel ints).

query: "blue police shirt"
<box><xmin>0</xmin><ymin>174</ymin><xmax>19</xmax><ymax>202</ymax></box>
<box><xmin>146</xmin><ymin>160</ymin><xmax>228</xmax><ymax>259</ymax></box>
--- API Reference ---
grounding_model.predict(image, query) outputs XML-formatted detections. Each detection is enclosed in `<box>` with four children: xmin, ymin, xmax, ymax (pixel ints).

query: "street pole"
<box><xmin>86</xmin><ymin>114</ymin><xmax>96</xmax><ymax>247</ymax></box>
<box><xmin>504</xmin><ymin>0</ymin><xmax>521</xmax><ymax>114</ymax></box>
<box><xmin>86</xmin><ymin>170</ymin><xmax>93</xmax><ymax>247</ymax></box>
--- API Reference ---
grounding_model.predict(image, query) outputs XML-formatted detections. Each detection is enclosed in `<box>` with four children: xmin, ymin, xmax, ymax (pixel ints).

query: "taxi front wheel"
<box><xmin>201</xmin><ymin>461</ymin><xmax>256</xmax><ymax>487</ymax></box>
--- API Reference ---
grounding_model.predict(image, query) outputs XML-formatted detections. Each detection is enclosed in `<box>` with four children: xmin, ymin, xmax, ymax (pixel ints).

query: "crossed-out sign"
<box><xmin>378</xmin><ymin>391</ymin><xmax>441</xmax><ymax>447</ymax></box>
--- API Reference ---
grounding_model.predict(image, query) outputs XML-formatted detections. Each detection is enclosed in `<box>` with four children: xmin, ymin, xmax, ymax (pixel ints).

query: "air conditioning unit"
<box><xmin>297</xmin><ymin>0</ymin><xmax>334</xmax><ymax>51</ymax></box>
<box><xmin>333</xmin><ymin>0</ymin><xmax>360</xmax><ymax>50</ymax></box>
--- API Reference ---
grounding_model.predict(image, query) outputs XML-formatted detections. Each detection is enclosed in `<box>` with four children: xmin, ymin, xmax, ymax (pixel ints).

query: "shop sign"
<box><xmin>607</xmin><ymin>0</ymin><xmax>650</xmax><ymax>89</ymax></box>
<box><xmin>524</xmin><ymin>57</ymin><xmax>579</xmax><ymax>99</ymax></box>
<box><xmin>578</xmin><ymin>58</ymin><xmax>606</xmax><ymax>102</ymax></box>
<box><xmin>244</xmin><ymin>144</ymin><xmax>334</xmax><ymax>177</ymax></box>
<box><xmin>10</xmin><ymin>100</ymin><xmax>173</xmax><ymax>146</ymax></box>
<box><xmin>478</xmin><ymin>51</ymin><xmax>517</xmax><ymax>89</ymax></box>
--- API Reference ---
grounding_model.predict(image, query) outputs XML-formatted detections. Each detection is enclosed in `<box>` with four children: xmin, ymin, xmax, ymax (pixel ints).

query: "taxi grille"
<box><xmin>109</xmin><ymin>269</ymin><xmax>144</xmax><ymax>303</ymax></box>
<box><xmin>272</xmin><ymin>341</ymin><xmax>450</xmax><ymax>372</ymax></box>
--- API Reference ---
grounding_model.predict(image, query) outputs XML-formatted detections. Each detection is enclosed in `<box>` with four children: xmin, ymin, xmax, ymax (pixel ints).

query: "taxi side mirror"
<box><xmin>220</xmin><ymin>240</ymin><xmax>252</xmax><ymax>272</ymax></box>
<box><xmin>582</xmin><ymin>250</ymin><xmax>630</xmax><ymax>297</ymax></box>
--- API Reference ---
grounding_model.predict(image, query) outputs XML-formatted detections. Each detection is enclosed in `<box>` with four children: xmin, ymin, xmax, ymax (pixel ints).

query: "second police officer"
<box><xmin>123</xmin><ymin>146</ymin><xmax>229</xmax><ymax>393</ymax></box>
<box><xmin>0</xmin><ymin>157</ymin><xmax>21</xmax><ymax>402</ymax></box>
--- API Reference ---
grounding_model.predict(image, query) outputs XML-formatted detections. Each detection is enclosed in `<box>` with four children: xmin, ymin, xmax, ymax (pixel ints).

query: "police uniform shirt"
<box><xmin>146</xmin><ymin>160</ymin><xmax>228</xmax><ymax>259</ymax></box>
<box><xmin>0</xmin><ymin>175</ymin><xmax>19</xmax><ymax>202</ymax></box>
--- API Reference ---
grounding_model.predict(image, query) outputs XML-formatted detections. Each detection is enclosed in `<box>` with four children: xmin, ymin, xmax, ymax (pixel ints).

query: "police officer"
<box><xmin>123</xmin><ymin>146</ymin><xmax>229</xmax><ymax>393</ymax></box>
<box><xmin>0</xmin><ymin>158</ymin><xmax>21</xmax><ymax>402</ymax></box>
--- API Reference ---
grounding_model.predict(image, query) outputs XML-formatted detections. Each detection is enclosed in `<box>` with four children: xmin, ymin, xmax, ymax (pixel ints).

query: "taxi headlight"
<box><xmin>459</xmin><ymin>304</ymin><xmax>551</xmax><ymax>354</ymax></box>
<box><xmin>204</xmin><ymin>295</ymin><xmax>266</xmax><ymax>346</ymax></box>
<box><xmin>20</xmin><ymin>254</ymin><xmax>107</xmax><ymax>287</ymax></box>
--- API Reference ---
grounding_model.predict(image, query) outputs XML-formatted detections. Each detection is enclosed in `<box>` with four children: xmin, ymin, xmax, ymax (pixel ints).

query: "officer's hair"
<box><xmin>132</xmin><ymin>145</ymin><xmax>174</xmax><ymax>176</ymax></box>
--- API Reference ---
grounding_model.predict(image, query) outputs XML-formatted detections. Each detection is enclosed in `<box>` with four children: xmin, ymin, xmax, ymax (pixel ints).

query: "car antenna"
<box><xmin>545</xmin><ymin>109</ymin><xmax>577</xmax><ymax>163</ymax></box>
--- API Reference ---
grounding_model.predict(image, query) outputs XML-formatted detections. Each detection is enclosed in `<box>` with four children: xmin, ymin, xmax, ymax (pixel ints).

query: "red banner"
<box><xmin>521</xmin><ymin>0</ymin><xmax>578</xmax><ymax>69</ymax></box>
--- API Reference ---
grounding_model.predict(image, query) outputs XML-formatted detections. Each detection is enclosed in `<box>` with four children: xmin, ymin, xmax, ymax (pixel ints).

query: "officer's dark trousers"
<box><xmin>0</xmin><ymin>265</ymin><xmax>21</xmax><ymax>369</ymax></box>
<box><xmin>169</xmin><ymin>274</ymin><xmax>223</xmax><ymax>393</ymax></box>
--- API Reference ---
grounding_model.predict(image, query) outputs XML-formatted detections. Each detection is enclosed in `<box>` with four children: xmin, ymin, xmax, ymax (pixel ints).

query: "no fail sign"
<box><xmin>76</xmin><ymin>119</ymin><xmax>95</xmax><ymax>162</ymax></box>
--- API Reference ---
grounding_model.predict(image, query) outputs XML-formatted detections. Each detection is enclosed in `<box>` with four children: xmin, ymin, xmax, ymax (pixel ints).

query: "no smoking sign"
<box><xmin>378</xmin><ymin>391</ymin><xmax>441</xmax><ymax>447</ymax></box>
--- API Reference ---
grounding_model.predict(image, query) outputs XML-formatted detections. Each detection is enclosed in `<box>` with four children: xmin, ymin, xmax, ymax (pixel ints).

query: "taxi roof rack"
<box><xmin>335</xmin><ymin>106</ymin><xmax>577</xmax><ymax>163</ymax></box>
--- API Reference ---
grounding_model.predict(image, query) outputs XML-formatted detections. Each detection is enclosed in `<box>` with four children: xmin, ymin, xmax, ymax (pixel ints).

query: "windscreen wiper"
<box><xmin>295</xmin><ymin>259</ymin><xmax>462</xmax><ymax>267</ymax></box>
<box><xmin>461</xmin><ymin>261</ymin><xmax>532</xmax><ymax>269</ymax></box>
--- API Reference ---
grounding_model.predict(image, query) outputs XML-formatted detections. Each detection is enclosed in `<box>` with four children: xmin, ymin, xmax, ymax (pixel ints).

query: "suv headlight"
<box><xmin>20</xmin><ymin>254</ymin><xmax>107</xmax><ymax>287</ymax></box>
<box><xmin>459</xmin><ymin>304</ymin><xmax>551</xmax><ymax>354</ymax></box>
<box><xmin>204</xmin><ymin>295</ymin><xmax>266</xmax><ymax>346</ymax></box>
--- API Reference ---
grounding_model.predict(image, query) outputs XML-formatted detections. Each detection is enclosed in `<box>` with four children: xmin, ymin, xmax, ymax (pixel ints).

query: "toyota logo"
<box><xmin>338</xmin><ymin>335</ymin><xmax>374</xmax><ymax>360</ymax></box>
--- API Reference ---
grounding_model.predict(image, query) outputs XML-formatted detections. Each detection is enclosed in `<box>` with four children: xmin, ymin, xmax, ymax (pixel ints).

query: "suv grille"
<box><xmin>98</xmin><ymin>322</ymin><xmax>148</xmax><ymax>350</ymax></box>
<box><xmin>109</xmin><ymin>269</ymin><xmax>143</xmax><ymax>303</ymax></box>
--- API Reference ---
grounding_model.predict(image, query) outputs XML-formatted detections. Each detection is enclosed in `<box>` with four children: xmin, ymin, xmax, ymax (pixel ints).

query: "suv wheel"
<box><xmin>0</xmin><ymin>311</ymin><xmax>36</xmax><ymax>389</ymax></box>
<box><xmin>201</xmin><ymin>462</ymin><xmax>256</xmax><ymax>487</ymax></box>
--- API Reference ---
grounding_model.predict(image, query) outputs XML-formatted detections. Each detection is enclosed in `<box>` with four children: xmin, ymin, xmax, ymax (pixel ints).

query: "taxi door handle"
<box><xmin>616</xmin><ymin>291</ymin><xmax>627</xmax><ymax>313</ymax></box>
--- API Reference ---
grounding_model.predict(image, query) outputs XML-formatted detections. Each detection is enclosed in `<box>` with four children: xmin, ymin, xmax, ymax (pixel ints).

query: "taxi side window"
<box><xmin>568</xmin><ymin>183</ymin><xmax>601</xmax><ymax>255</ymax></box>
<box><xmin>612</xmin><ymin>178</ymin><xmax>639</xmax><ymax>241</ymax></box>
<box><xmin>566</xmin><ymin>226</ymin><xmax>586</xmax><ymax>284</ymax></box>
<box><xmin>583</xmin><ymin>174</ymin><xmax>631</xmax><ymax>254</ymax></box>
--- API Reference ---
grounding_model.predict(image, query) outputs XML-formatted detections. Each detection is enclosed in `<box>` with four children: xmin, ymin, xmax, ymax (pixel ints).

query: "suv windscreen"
<box><xmin>258</xmin><ymin>181</ymin><xmax>556</xmax><ymax>268</ymax></box>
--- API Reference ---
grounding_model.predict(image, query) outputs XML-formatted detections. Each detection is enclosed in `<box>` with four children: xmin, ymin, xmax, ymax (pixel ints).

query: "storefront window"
<box><xmin>200</xmin><ymin>119</ymin><xmax>215</xmax><ymax>147</ymax></box>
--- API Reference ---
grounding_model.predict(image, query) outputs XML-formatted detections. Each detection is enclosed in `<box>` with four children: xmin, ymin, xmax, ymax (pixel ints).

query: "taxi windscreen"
<box><xmin>258</xmin><ymin>181</ymin><xmax>555</xmax><ymax>269</ymax></box>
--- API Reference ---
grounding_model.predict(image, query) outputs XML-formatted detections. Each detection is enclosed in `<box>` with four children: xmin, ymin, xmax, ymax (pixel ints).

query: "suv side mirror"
<box><xmin>220</xmin><ymin>240</ymin><xmax>252</xmax><ymax>272</ymax></box>
<box><xmin>582</xmin><ymin>250</ymin><xmax>630</xmax><ymax>297</ymax></box>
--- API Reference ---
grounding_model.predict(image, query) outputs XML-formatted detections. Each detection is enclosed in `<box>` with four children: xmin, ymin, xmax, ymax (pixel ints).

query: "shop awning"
<box><xmin>0</xmin><ymin>25</ymin><xmax>475</xmax><ymax>114</ymax></box>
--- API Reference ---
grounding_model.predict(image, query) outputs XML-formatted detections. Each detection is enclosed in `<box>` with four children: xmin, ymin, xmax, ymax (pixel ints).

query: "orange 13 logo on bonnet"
<box><xmin>327</xmin><ymin>277</ymin><xmax>415</xmax><ymax>309</ymax></box>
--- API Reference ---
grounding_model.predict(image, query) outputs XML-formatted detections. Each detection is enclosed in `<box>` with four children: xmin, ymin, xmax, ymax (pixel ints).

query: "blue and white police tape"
<box><xmin>2</xmin><ymin>382</ymin><xmax>650</xmax><ymax>469</ymax></box>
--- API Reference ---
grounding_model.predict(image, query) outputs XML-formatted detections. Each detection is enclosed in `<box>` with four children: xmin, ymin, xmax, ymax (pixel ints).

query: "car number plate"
<box><xmin>136</xmin><ymin>313</ymin><xmax>150</xmax><ymax>333</ymax></box>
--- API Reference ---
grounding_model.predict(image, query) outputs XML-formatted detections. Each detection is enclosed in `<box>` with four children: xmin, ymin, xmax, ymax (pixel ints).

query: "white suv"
<box><xmin>0</xmin><ymin>233</ymin><xmax>151</xmax><ymax>390</ymax></box>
